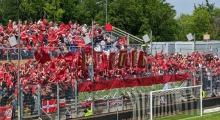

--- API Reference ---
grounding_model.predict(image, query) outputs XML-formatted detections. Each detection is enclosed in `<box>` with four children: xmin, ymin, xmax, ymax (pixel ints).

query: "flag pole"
<box><xmin>150</xmin><ymin>30</ymin><xmax>154</xmax><ymax>90</ymax></box>
<box><xmin>194</xmin><ymin>33</ymin><xmax>196</xmax><ymax>86</ymax></box>
<box><xmin>57</xmin><ymin>82</ymin><xmax>60</xmax><ymax>120</ymax></box>
<box><xmin>91</xmin><ymin>20</ymin><xmax>94</xmax><ymax>114</ymax></box>
<box><xmin>17</xmin><ymin>0</ymin><xmax>22</xmax><ymax>119</ymax></box>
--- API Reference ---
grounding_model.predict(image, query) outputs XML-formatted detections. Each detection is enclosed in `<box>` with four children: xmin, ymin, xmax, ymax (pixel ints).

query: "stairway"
<box><xmin>111</xmin><ymin>27</ymin><xmax>144</xmax><ymax>44</ymax></box>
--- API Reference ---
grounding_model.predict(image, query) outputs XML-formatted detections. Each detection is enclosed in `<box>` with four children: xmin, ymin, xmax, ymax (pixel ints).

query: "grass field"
<box><xmin>156</xmin><ymin>111</ymin><xmax>220</xmax><ymax>120</ymax></box>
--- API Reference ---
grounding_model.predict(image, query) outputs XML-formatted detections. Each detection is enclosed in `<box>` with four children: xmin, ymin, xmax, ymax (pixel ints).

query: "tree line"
<box><xmin>0</xmin><ymin>0</ymin><xmax>220</xmax><ymax>43</ymax></box>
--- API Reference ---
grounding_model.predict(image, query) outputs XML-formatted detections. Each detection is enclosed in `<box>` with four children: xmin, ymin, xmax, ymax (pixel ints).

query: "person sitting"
<box><xmin>83</xmin><ymin>107</ymin><xmax>92</xmax><ymax>117</ymax></box>
<box><xmin>211</xmin><ymin>87</ymin><xmax>219</xmax><ymax>97</ymax></box>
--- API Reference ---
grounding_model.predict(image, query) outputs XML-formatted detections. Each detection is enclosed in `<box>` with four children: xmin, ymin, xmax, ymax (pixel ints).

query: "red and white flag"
<box><xmin>42</xmin><ymin>100</ymin><xmax>57</xmax><ymax>113</ymax></box>
<box><xmin>59</xmin><ymin>99</ymin><xmax>66</xmax><ymax>108</ymax></box>
<box><xmin>0</xmin><ymin>106</ymin><xmax>13</xmax><ymax>120</ymax></box>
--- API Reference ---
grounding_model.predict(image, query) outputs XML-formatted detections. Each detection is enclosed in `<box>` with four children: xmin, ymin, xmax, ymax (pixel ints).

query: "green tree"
<box><xmin>107</xmin><ymin>0</ymin><xmax>143</xmax><ymax>36</ymax></box>
<box><xmin>211</xmin><ymin>8</ymin><xmax>220</xmax><ymax>39</ymax></box>
<box><xmin>194</xmin><ymin>0</ymin><xmax>215</xmax><ymax>15</ymax></box>
<box><xmin>176</xmin><ymin>14</ymin><xmax>194</xmax><ymax>41</ymax></box>
<box><xmin>73</xmin><ymin>0</ymin><xmax>102</xmax><ymax>25</ymax></box>
<box><xmin>61</xmin><ymin>0</ymin><xmax>79</xmax><ymax>23</ymax></box>
<box><xmin>141</xmin><ymin>0</ymin><xmax>178</xmax><ymax>41</ymax></box>
<box><xmin>192</xmin><ymin>9</ymin><xmax>212</xmax><ymax>40</ymax></box>
<box><xmin>43</xmin><ymin>0</ymin><xmax>65</xmax><ymax>23</ymax></box>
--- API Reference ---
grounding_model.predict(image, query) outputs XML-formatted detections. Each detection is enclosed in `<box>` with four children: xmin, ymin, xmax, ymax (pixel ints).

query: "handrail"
<box><xmin>112</xmin><ymin>30</ymin><xmax>142</xmax><ymax>44</ymax></box>
<box><xmin>113</xmin><ymin>26</ymin><xmax>144</xmax><ymax>43</ymax></box>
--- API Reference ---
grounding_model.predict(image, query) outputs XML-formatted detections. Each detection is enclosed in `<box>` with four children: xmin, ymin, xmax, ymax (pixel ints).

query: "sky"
<box><xmin>166</xmin><ymin>0</ymin><xmax>220</xmax><ymax>17</ymax></box>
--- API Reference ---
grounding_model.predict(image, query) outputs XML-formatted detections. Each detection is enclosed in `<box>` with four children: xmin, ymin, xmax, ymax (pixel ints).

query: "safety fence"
<box><xmin>0</xmin><ymin>69</ymin><xmax>218</xmax><ymax>119</ymax></box>
<box><xmin>15</xmin><ymin>71</ymin><xmax>191</xmax><ymax>119</ymax></box>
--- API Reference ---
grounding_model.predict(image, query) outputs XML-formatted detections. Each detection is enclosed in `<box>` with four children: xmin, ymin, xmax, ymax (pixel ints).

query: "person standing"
<box><xmin>65</xmin><ymin>106</ymin><xmax>72</xmax><ymax>120</ymax></box>
<box><xmin>105</xmin><ymin>22</ymin><xmax>113</xmax><ymax>35</ymax></box>
<box><xmin>86</xmin><ymin>55</ymin><xmax>93</xmax><ymax>80</ymax></box>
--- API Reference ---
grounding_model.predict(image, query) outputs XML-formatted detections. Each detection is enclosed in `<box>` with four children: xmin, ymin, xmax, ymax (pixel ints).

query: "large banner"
<box><xmin>94</xmin><ymin>52</ymin><xmax>102</xmax><ymax>68</ymax></box>
<box><xmin>82</xmin><ymin>52</ymin><xmax>91</xmax><ymax>69</ymax></box>
<box><xmin>108</xmin><ymin>52</ymin><xmax>115</xmax><ymax>70</ymax></box>
<box><xmin>131</xmin><ymin>50</ymin><xmax>137</xmax><ymax>67</ymax></box>
<box><xmin>137</xmin><ymin>51</ymin><xmax>146</xmax><ymax>68</ymax></box>
<box><xmin>118</xmin><ymin>50</ymin><xmax>127</xmax><ymax>69</ymax></box>
<box><xmin>0</xmin><ymin>106</ymin><xmax>13</xmax><ymax>120</ymax></box>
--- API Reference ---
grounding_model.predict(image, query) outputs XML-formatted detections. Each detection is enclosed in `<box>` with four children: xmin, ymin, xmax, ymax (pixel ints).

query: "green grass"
<box><xmin>155</xmin><ymin>111</ymin><xmax>220</xmax><ymax>120</ymax></box>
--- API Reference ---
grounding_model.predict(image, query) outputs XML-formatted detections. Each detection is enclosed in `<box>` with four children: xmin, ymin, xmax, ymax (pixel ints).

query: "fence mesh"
<box><xmin>149</xmin><ymin>86</ymin><xmax>202</xmax><ymax>120</ymax></box>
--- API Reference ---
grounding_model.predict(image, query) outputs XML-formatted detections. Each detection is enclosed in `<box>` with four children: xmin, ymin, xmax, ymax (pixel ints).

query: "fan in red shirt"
<box><xmin>0</xmin><ymin>24</ymin><xmax>3</xmax><ymax>35</ymax></box>
<box><xmin>105</xmin><ymin>22</ymin><xmax>113</xmax><ymax>34</ymax></box>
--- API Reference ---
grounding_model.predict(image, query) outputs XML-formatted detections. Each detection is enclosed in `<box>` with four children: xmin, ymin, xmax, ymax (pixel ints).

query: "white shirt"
<box><xmin>82</xmin><ymin>26</ymin><xmax>87</xmax><ymax>33</ymax></box>
<box><xmin>100</xmin><ymin>40</ymin><xmax>106</xmax><ymax>49</ymax></box>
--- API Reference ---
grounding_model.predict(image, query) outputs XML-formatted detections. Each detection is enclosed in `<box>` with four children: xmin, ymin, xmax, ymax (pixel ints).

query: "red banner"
<box><xmin>131</xmin><ymin>50</ymin><xmax>137</xmax><ymax>67</ymax></box>
<box><xmin>108</xmin><ymin>52</ymin><xmax>115</xmax><ymax>70</ymax></box>
<box><xmin>59</xmin><ymin>99</ymin><xmax>66</xmax><ymax>108</ymax></box>
<box><xmin>118</xmin><ymin>50</ymin><xmax>127</xmax><ymax>68</ymax></box>
<box><xmin>137</xmin><ymin>51</ymin><xmax>146</xmax><ymax>68</ymax></box>
<box><xmin>94</xmin><ymin>52</ymin><xmax>102</xmax><ymax>68</ymax></box>
<box><xmin>82</xmin><ymin>52</ymin><xmax>91</xmax><ymax>69</ymax></box>
<box><xmin>0</xmin><ymin>106</ymin><xmax>12</xmax><ymax>120</ymax></box>
<box><xmin>78</xmin><ymin>74</ymin><xmax>188</xmax><ymax>92</ymax></box>
<box><xmin>42</xmin><ymin>100</ymin><xmax>57</xmax><ymax>113</ymax></box>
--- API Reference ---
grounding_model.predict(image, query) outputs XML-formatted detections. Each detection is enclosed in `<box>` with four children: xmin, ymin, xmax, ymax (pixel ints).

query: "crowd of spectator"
<box><xmin>0</xmin><ymin>19</ymin><xmax>119</xmax><ymax>60</ymax></box>
<box><xmin>0</xmin><ymin>19</ymin><xmax>220</xmax><ymax>118</ymax></box>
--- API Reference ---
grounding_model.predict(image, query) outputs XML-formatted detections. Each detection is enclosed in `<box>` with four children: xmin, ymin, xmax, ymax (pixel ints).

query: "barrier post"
<box><xmin>74</xmin><ymin>80</ymin><xmax>78</xmax><ymax>117</ymax></box>
<box><xmin>107</xmin><ymin>98</ymin><xmax>110</xmax><ymax>113</ymax></box>
<box><xmin>6</xmin><ymin>48</ymin><xmax>9</xmax><ymax>60</ymax></box>
<box><xmin>57</xmin><ymin>83</ymin><xmax>60</xmax><ymax>120</ymax></box>
<box><xmin>37</xmin><ymin>85</ymin><xmax>41</xmax><ymax>117</ymax></box>
<box><xmin>200</xmin><ymin>68</ymin><xmax>203</xmax><ymax>90</ymax></box>
<box><xmin>122</xmin><ymin>97</ymin><xmax>124</xmax><ymax>110</ymax></box>
<box><xmin>210</xmin><ymin>68</ymin><xmax>212</xmax><ymax>94</ymax></box>
<box><xmin>190</xmin><ymin>71</ymin><xmax>192</xmax><ymax>86</ymax></box>
<box><xmin>116</xmin><ymin>88</ymin><xmax>119</xmax><ymax>120</ymax></box>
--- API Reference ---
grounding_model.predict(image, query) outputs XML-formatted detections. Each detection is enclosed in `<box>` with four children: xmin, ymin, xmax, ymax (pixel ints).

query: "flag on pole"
<box><xmin>186</xmin><ymin>33</ymin><xmax>194</xmax><ymax>41</ymax></box>
<box><xmin>34</xmin><ymin>51</ymin><xmax>42</xmax><ymax>61</ymax></box>
<box><xmin>59</xmin><ymin>99</ymin><xmax>66</xmax><ymax>108</ymax></box>
<box><xmin>42</xmin><ymin>100</ymin><xmax>57</xmax><ymax>113</ymax></box>
<box><xmin>39</xmin><ymin>49</ymin><xmax>51</xmax><ymax>64</ymax></box>
<box><xmin>142</xmin><ymin>34</ymin><xmax>150</xmax><ymax>42</ymax></box>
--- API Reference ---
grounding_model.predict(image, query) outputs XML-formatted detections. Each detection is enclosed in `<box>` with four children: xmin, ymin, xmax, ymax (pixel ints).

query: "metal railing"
<box><xmin>112</xmin><ymin>27</ymin><xmax>144</xmax><ymax>44</ymax></box>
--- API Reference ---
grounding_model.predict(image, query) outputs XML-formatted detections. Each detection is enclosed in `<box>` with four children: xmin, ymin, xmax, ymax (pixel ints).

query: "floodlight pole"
<box><xmin>193</xmin><ymin>33</ymin><xmax>196</xmax><ymax>86</ymax></box>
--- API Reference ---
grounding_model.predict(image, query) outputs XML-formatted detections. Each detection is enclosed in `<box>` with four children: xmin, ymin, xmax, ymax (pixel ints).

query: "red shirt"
<box><xmin>21</xmin><ymin>32</ymin><xmax>27</xmax><ymax>42</ymax></box>
<box><xmin>0</xmin><ymin>26</ymin><xmax>3</xmax><ymax>33</ymax></box>
<box><xmin>38</xmin><ymin>34</ymin><xmax>43</xmax><ymax>42</ymax></box>
<box><xmin>7</xmin><ymin>23</ymin><xmax>12</xmax><ymax>29</ymax></box>
<box><xmin>42</xmin><ymin>19</ymin><xmax>47</xmax><ymax>26</ymax></box>
<box><xmin>105</xmin><ymin>23</ymin><xmax>113</xmax><ymax>32</ymax></box>
<box><xmin>31</xmin><ymin>34</ymin><xmax>37</xmax><ymax>44</ymax></box>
